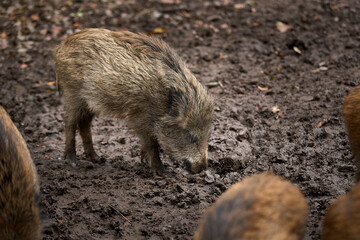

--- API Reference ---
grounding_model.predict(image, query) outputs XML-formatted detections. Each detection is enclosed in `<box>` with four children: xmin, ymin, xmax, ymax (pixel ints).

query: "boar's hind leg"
<box><xmin>64</xmin><ymin>108</ymin><xmax>78</xmax><ymax>167</ymax></box>
<box><xmin>78</xmin><ymin>111</ymin><xmax>101</xmax><ymax>163</ymax></box>
<box><xmin>140</xmin><ymin>139</ymin><xmax>164</xmax><ymax>176</ymax></box>
<box><xmin>63</xmin><ymin>98</ymin><xmax>90</xmax><ymax>167</ymax></box>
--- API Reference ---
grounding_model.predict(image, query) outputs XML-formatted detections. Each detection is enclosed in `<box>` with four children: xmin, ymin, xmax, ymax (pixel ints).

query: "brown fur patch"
<box><xmin>322</xmin><ymin>182</ymin><xmax>360</xmax><ymax>240</ymax></box>
<box><xmin>0</xmin><ymin>106</ymin><xmax>41</xmax><ymax>240</ymax></box>
<box><xmin>194</xmin><ymin>172</ymin><xmax>308</xmax><ymax>240</ymax></box>
<box><xmin>344</xmin><ymin>86</ymin><xmax>360</xmax><ymax>181</ymax></box>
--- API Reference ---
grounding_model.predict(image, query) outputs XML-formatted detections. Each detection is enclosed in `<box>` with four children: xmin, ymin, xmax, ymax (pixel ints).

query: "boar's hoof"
<box><xmin>141</xmin><ymin>150</ymin><xmax>164</xmax><ymax>176</ymax></box>
<box><xmin>65</xmin><ymin>152</ymin><xmax>77</xmax><ymax>167</ymax></box>
<box><xmin>88</xmin><ymin>153</ymin><xmax>105</xmax><ymax>164</ymax></box>
<box><xmin>154</xmin><ymin>164</ymin><xmax>165</xmax><ymax>176</ymax></box>
<box><xmin>148</xmin><ymin>157</ymin><xmax>165</xmax><ymax>176</ymax></box>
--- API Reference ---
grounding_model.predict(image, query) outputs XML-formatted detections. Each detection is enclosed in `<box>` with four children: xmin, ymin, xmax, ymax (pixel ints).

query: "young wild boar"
<box><xmin>194</xmin><ymin>172</ymin><xmax>308</xmax><ymax>240</ymax></box>
<box><xmin>55</xmin><ymin>28</ymin><xmax>214</xmax><ymax>175</ymax></box>
<box><xmin>0</xmin><ymin>106</ymin><xmax>41</xmax><ymax>240</ymax></box>
<box><xmin>344</xmin><ymin>85</ymin><xmax>360</xmax><ymax>181</ymax></box>
<box><xmin>322</xmin><ymin>182</ymin><xmax>360</xmax><ymax>240</ymax></box>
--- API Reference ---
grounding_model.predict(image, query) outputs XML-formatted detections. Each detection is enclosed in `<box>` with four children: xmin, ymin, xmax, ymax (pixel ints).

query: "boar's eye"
<box><xmin>189</xmin><ymin>133</ymin><xmax>199</xmax><ymax>144</ymax></box>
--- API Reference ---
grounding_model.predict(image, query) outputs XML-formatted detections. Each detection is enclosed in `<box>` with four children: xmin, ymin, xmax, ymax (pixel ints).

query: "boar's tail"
<box><xmin>55</xmin><ymin>73</ymin><xmax>63</xmax><ymax>96</ymax></box>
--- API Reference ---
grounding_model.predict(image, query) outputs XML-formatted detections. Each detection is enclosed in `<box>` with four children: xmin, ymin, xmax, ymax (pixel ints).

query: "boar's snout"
<box><xmin>184</xmin><ymin>155</ymin><xmax>208</xmax><ymax>173</ymax></box>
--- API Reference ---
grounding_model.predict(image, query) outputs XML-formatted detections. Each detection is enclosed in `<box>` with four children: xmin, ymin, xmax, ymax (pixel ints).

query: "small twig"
<box><xmin>109</xmin><ymin>205</ymin><xmax>131</xmax><ymax>223</ymax></box>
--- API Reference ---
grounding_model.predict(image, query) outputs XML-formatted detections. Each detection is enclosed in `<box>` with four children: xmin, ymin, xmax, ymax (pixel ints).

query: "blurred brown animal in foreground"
<box><xmin>0</xmin><ymin>106</ymin><xmax>41</xmax><ymax>240</ymax></box>
<box><xmin>322</xmin><ymin>182</ymin><xmax>360</xmax><ymax>240</ymax></box>
<box><xmin>194</xmin><ymin>172</ymin><xmax>308</xmax><ymax>240</ymax></box>
<box><xmin>344</xmin><ymin>85</ymin><xmax>360</xmax><ymax>181</ymax></box>
<box><xmin>55</xmin><ymin>28</ymin><xmax>214</xmax><ymax>174</ymax></box>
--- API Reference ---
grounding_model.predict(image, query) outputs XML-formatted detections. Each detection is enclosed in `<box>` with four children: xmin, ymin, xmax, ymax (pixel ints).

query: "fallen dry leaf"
<box><xmin>20</xmin><ymin>63</ymin><xmax>28</xmax><ymax>69</ymax></box>
<box><xmin>194</xmin><ymin>20</ymin><xmax>203</xmax><ymax>28</ymax></box>
<box><xmin>272</xmin><ymin>105</ymin><xmax>280</xmax><ymax>113</ymax></box>
<box><xmin>158</xmin><ymin>0</ymin><xmax>181</xmax><ymax>3</ymax></box>
<box><xmin>40</xmin><ymin>29</ymin><xmax>48</xmax><ymax>35</ymax></box>
<box><xmin>276</xmin><ymin>21</ymin><xmax>292</xmax><ymax>33</ymax></box>
<box><xmin>315</xmin><ymin>119</ymin><xmax>327</xmax><ymax>128</ymax></box>
<box><xmin>275</xmin><ymin>50</ymin><xmax>284</xmax><ymax>58</ymax></box>
<box><xmin>217</xmin><ymin>52</ymin><xmax>225</xmax><ymax>60</ymax></box>
<box><xmin>52</xmin><ymin>26</ymin><xmax>62</xmax><ymax>36</ymax></box>
<box><xmin>30</xmin><ymin>14</ymin><xmax>40</xmax><ymax>21</ymax></box>
<box><xmin>293</xmin><ymin>46</ymin><xmax>302</xmax><ymax>54</ymax></box>
<box><xmin>258</xmin><ymin>86</ymin><xmax>268</xmax><ymax>91</ymax></box>
<box><xmin>73</xmin><ymin>22</ymin><xmax>82</xmax><ymax>28</ymax></box>
<box><xmin>234</xmin><ymin>3</ymin><xmax>246</xmax><ymax>9</ymax></box>
<box><xmin>320</xmin><ymin>66</ymin><xmax>328</xmax><ymax>71</ymax></box>
<box><xmin>206</xmin><ymin>82</ymin><xmax>219</xmax><ymax>88</ymax></box>
<box><xmin>46</xmin><ymin>81</ymin><xmax>56</xmax><ymax>86</ymax></box>
<box><xmin>209</xmin><ymin>24</ymin><xmax>219</xmax><ymax>33</ymax></box>
<box><xmin>312</xmin><ymin>66</ymin><xmax>328</xmax><ymax>73</ymax></box>
<box><xmin>220</xmin><ymin>23</ymin><xmax>228</xmax><ymax>29</ymax></box>
<box><xmin>89</xmin><ymin>2</ymin><xmax>97</xmax><ymax>8</ymax></box>
<box><xmin>272</xmin><ymin>105</ymin><xmax>283</xmax><ymax>119</ymax></box>
<box><xmin>152</xmin><ymin>27</ymin><xmax>166</xmax><ymax>34</ymax></box>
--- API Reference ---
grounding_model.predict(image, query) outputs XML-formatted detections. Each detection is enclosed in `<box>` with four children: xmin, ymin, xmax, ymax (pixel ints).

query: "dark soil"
<box><xmin>1</xmin><ymin>0</ymin><xmax>359</xmax><ymax>239</ymax></box>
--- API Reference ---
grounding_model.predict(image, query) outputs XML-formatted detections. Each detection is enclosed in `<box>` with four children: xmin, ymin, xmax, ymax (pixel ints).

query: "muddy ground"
<box><xmin>1</xmin><ymin>0</ymin><xmax>360</xmax><ymax>239</ymax></box>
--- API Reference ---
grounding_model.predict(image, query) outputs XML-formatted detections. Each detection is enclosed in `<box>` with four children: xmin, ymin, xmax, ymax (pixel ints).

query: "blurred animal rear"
<box><xmin>322</xmin><ymin>182</ymin><xmax>360</xmax><ymax>240</ymax></box>
<box><xmin>344</xmin><ymin>85</ymin><xmax>360</xmax><ymax>181</ymax></box>
<box><xmin>194</xmin><ymin>172</ymin><xmax>308</xmax><ymax>240</ymax></box>
<box><xmin>0</xmin><ymin>106</ymin><xmax>41</xmax><ymax>240</ymax></box>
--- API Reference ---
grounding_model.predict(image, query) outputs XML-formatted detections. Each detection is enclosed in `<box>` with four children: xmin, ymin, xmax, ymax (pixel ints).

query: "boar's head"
<box><xmin>155</xmin><ymin>86</ymin><xmax>214</xmax><ymax>173</ymax></box>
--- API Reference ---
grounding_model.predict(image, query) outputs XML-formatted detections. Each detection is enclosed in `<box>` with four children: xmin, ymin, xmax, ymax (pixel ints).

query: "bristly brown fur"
<box><xmin>343</xmin><ymin>85</ymin><xmax>360</xmax><ymax>182</ymax></box>
<box><xmin>194</xmin><ymin>172</ymin><xmax>308</xmax><ymax>240</ymax></box>
<box><xmin>55</xmin><ymin>28</ymin><xmax>214</xmax><ymax>174</ymax></box>
<box><xmin>0</xmin><ymin>106</ymin><xmax>41</xmax><ymax>240</ymax></box>
<box><xmin>322</xmin><ymin>182</ymin><xmax>360</xmax><ymax>240</ymax></box>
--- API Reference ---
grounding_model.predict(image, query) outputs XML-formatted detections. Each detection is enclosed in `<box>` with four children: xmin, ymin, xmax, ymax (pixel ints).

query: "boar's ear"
<box><xmin>167</xmin><ymin>88</ymin><xmax>186</xmax><ymax>118</ymax></box>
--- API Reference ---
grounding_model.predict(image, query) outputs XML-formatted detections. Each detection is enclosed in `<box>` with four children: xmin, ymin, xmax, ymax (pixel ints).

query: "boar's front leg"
<box><xmin>140</xmin><ymin>137</ymin><xmax>164</xmax><ymax>176</ymax></box>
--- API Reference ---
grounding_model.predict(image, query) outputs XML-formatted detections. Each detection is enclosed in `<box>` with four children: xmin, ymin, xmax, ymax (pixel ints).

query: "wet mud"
<box><xmin>1</xmin><ymin>0</ymin><xmax>359</xmax><ymax>239</ymax></box>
